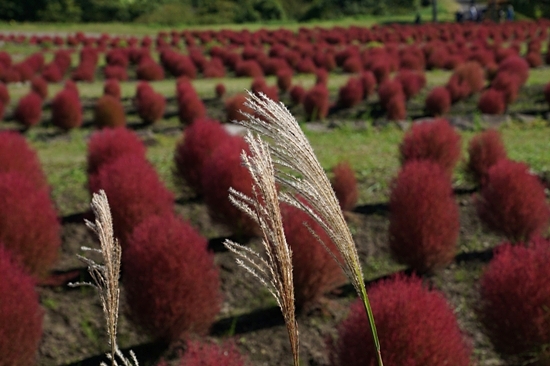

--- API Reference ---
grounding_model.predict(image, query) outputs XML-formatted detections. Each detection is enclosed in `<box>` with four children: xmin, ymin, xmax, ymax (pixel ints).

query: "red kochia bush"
<box><xmin>0</xmin><ymin>172</ymin><xmax>60</xmax><ymax>279</ymax></box>
<box><xmin>389</xmin><ymin>161</ymin><xmax>460</xmax><ymax>272</ymax></box>
<box><xmin>14</xmin><ymin>92</ymin><xmax>42</xmax><ymax>128</ymax></box>
<box><xmin>281</xmin><ymin>203</ymin><xmax>345</xmax><ymax>311</ymax></box>
<box><xmin>476</xmin><ymin>159</ymin><xmax>550</xmax><ymax>242</ymax></box>
<box><xmin>330</xmin><ymin>274</ymin><xmax>471</xmax><ymax>366</ymax></box>
<box><xmin>289</xmin><ymin>85</ymin><xmax>306</xmax><ymax>105</ymax></box>
<box><xmin>425</xmin><ymin>87</ymin><xmax>451</xmax><ymax>116</ymax></box>
<box><xmin>0</xmin><ymin>131</ymin><xmax>48</xmax><ymax>190</ymax></box>
<box><xmin>177</xmin><ymin>80</ymin><xmax>206</xmax><ymax>125</ymax></box>
<box><xmin>157</xmin><ymin>340</ymin><xmax>248</xmax><ymax>366</ymax></box>
<box><xmin>123</xmin><ymin>214</ymin><xmax>221</xmax><ymax>342</ymax></box>
<box><xmin>174</xmin><ymin>118</ymin><xmax>229</xmax><ymax>195</ymax></box>
<box><xmin>94</xmin><ymin>95</ymin><xmax>126</xmax><ymax>128</ymax></box>
<box><xmin>336</xmin><ymin>77</ymin><xmax>363</xmax><ymax>108</ymax></box>
<box><xmin>466</xmin><ymin>129</ymin><xmax>507</xmax><ymax>186</ymax></box>
<box><xmin>479</xmin><ymin>238</ymin><xmax>550</xmax><ymax>359</ymax></box>
<box><xmin>86</xmin><ymin>127</ymin><xmax>146</xmax><ymax>185</ymax></box>
<box><xmin>30</xmin><ymin>76</ymin><xmax>48</xmax><ymax>100</ymax></box>
<box><xmin>90</xmin><ymin>154</ymin><xmax>174</xmax><ymax>247</ymax></box>
<box><xmin>0</xmin><ymin>245</ymin><xmax>43</xmax><ymax>366</ymax></box>
<box><xmin>399</xmin><ymin>119</ymin><xmax>461</xmax><ymax>177</ymax></box>
<box><xmin>136</xmin><ymin>59</ymin><xmax>164</xmax><ymax>81</ymax></box>
<box><xmin>51</xmin><ymin>89</ymin><xmax>82</xmax><ymax>131</ymax></box>
<box><xmin>201</xmin><ymin>136</ymin><xmax>257</xmax><ymax>237</ymax></box>
<box><xmin>135</xmin><ymin>83</ymin><xmax>165</xmax><ymax>125</ymax></box>
<box><xmin>331</xmin><ymin>161</ymin><xmax>358</xmax><ymax>211</ymax></box>
<box><xmin>225</xmin><ymin>93</ymin><xmax>254</xmax><ymax>123</ymax></box>
<box><xmin>215</xmin><ymin>83</ymin><xmax>225</xmax><ymax>98</ymax></box>
<box><xmin>103</xmin><ymin>79</ymin><xmax>121</xmax><ymax>99</ymax></box>
<box><xmin>303</xmin><ymin>84</ymin><xmax>329</xmax><ymax>121</ymax></box>
<box><xmin>0</xmin><ymin>82</ymin><xmax>9</xmax><ymax>104</ymax></box>
<box><xmin>276</xmin><ymin>68</ymin><xmax>293</xmax><ymax>92</ymax></box>
<box><xmin>478</xmin><ymin>89</ymin><xmax>506</xmax><ymax>115</ymax></box>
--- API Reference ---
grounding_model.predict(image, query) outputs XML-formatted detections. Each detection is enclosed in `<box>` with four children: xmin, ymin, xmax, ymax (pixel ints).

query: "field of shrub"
<box><xmin>0</xmin><ymin>20</ymin><xmax>550</xmax><ymax>366</ymax></box>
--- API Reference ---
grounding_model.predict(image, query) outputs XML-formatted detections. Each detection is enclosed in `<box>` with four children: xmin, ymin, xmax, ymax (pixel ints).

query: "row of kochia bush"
<box><xmin>1</xmin><ymin>115</ymin><xmax>549</xmax><ymax>364</ymax></box>
<box><xmin>3</xmin><ymin>53</ymin><xmax>550</xmax><ymax>132</ymax></box>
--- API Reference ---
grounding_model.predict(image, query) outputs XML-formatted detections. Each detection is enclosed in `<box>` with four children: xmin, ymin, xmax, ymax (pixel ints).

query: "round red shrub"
<box><xmin>498</xmin><ymin>56</ymin><xmax>529</xmax><ymax>86</ymax></box>
<box><xmin>0</xmin><ymin>172</ymin><xmax>60</xmax><ymax>278</ymax></box>
<box><xmin>276</xmin><ymin>68</ymin><xmax>293</xmax><ymax>92</ymax></box>
<box><xmin>215</xmin><ymin>83</ymin><xmax>226</xmax><ymax>98</ymax></box>
<box><xmin>281</xmin><ymin>202</ymin><xmax>345</xmax><ymax>311</ymax></box>
<box><xmin>445</xmin><ymin>74</ymin><xmax>471</xmax><ymax>103</ymax></box>
<box><xmin>466</xmin><ymin>129</ymin><xmax>507</xmax><ymax>186</ymax></box>
<box><xmin>395</xmin><ymin>70</ymin><xmax>426</xmax><ymax>100</ymax></box>
<box><xmin>103</xmin><ymin>79</ymin><xmax>121</xmax><ymax>99</ymax></box>
<box><xmin>399</xmin><ymin>119</ymin><xmax>461</xmax><ymax>177</ymax></box>
<box><xmin>289</xmin><ymin>85</ymin><xmax>306</xmax><ymax>105</ymax></box>
<box><xmin>225</xmin><ymin>93</ymin><xmax>254</xmax><ymax>123</ymax></box>
<box><xmin>30</xmin><ymin>76</ymin><xmax>47</xmax><ymax>100</ymax></box>
<box><xmin>94</xmin><ymin>95</ymin><xmax>126</xmax><ymax>128</ymax></box>
<box><xmin>0</xmin><ymin>131</ymin><xmax>48</xmax><ymax>190</ymax></box>
<box><xmin>90</xmin><ymin>154</ymin><xmax>174</xmax><ymax>246</ymax></box>
<box><xmin>235</xmin><ymin>60</ymin><xmax>263</xmax><ymax>78</ymax></box>
<box><xmin>0</xmin><ymin>82</ymin><xmax>9</xmax><ymax>104</ymax></box>
<box><xmin>303</xmin><ymin>84</ymin><xmax>329</xmax><ymax>121</ymax></box>
<box><xmin>476</xmin><ymin>159</ymin><xmax>550</xmax><ymax>242</ymax></box>
<box><xmin>330</xmin><ymin>274</ymin><xmax>472</xmax><ymax>366</ymax></box>
<box><xmin>359</xmin><ymin>71</ymin><xmax>376</xmax><ymax>99</ymax></box>
<box><xmin>526</xmin><ymin>52</ymin><xmax>543</xmax><ymax>68</ymax></box>
<box><xmin>123</xmin><ymin>214</ymin><xmax>221</xmax><ymax>342</ymax></box>
<box><xmin>201</xmin><ymin>136</ymin><xmax>257</xmax><ymax>237</ymax></box>
<box><xmin>386</xmin><ymin>94</ymin><xmax>407</xmax><ymax>121</ymax></box>
<box><xmin>453</xmin><ymin>61</ymin><xmax>486</xmax><ymax>95</ymax></box>
<box><xmin>14</xmin><ymin>92</ymin><xmax>42</xmax><ymax>128</ymax></box>
<box><xmin>136</xmin><ymin>59</ymin><xmax>164</xmax><ymax>81</ymax></box>
<box><xmin>0</xmin><ymin>245</ymin><xmax>43</xmax><ymax>366</ymax></box>
<box><xmin>177</xmin><ymin>81</ymin><xmax>206</xmax><ymax>125</ymax></box>
<box><xmin>371</xmin><ymin>60</ymin><xmax>390</xmax><ymax>84</ymax></box>
<box><xmin>103</xmin><ymin>65</ymin><xmax>128</xmax><ymax>81</ymax></box>
<box><xmin>135</xmin><ymin>84</ymin><xmax>165</xmax><ymax>125</ymax></box>
<box><xmin>336</xmin><ymin>77</ymin><xmax>363</xmax><ymax>109</ymax></box>
<box><xmin>425</xmin><ymin>87</ymin><xmax>451</xmax><ymax>116</ymax></box>
<box><xmin>174</xmin><ymin>118</ymin><xmax>229</xmax><ymax>195</ymax></box>
<box><xmin>331</xmin><ymin>161</ymin><xmax>358</xmax><ymax>211</ymax></box>
<box><xmin>479</xmin><ymin>238</ymin><xmax>550</xmax><ymax>359</ymax></box>
<box><xmin>378</xmin><ymin>79</ymin><xmax>404</xmax><ymax>109</ymax></box>
<box><xmin>158</xmin><ymin>340</ymin><xmax>248</xmax><ymax>366</ymax></box>
<box><xmin>478</xmin><ymin>89</ymin><xmax>506</xmax><ymax>115</ymax></box>
<box><xmin>389</xmin><ymin>161</ymin><xmax>460</xmax><ymax>272</ymax></box>
<box><xmin>342</xmin><ymin>56</ymin><xmax>362</xmax><ymax>73</ymax></box>
<box><xmin>51</xmin><ymin>89</ymin><xmax>82</xmax><ymax>131</ymax></box>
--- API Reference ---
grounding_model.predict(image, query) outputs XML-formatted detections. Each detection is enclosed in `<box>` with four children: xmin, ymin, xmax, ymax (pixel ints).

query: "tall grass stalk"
<box><xmin>228</xmin><ymin>92</ymin><xmax>383</xmax><ymax>366</ymax></box>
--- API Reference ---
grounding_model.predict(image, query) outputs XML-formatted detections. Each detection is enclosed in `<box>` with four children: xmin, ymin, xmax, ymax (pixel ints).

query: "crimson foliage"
<box><xmin>14</xmin><ymin>92</ymin><xmax>42</xmax><ymax>128</ymax></box>
<box><xmin>289</xmin><ymin>85</ymin><xmax>306</xmax><ymax>105</ymax></box>
<box><xmin>399</xmin><ymin>119</ymin><xmax>461</xmax><ymax>177</ymax></box>
<box><xmin>103</xmin><ymin>79</ymin><xmax>121</xmax><ymax>99</ymax></box>
<box><xmin>303</xmin><ymin>84</ymin><xmax>329</xmax><ymax>121</ymax></box>
<box><xmin>225</xmin><ymin>93</ymin><xmax>254</xmax><ymax>123</ymax></box>
<box><xmin>174</xmin><ymin>118</ymin><xmax>229</xmax><ymax>195</ymax></box>
<box><xmin>281</xmin><ymin>203</ymin><xmax>345</xmax><ymax>311</ymax></box>
<box><xmin>0</xmin><ymin>82</ymin><xmax>9</xmax><ymax>104</ymax></box>
<box><xmin>389</xmin><ymin>161</ymin><xmax>460</xmax><ymax>272</ymax></box>
<box><xmin>331</xmin><ymin>161</ymin><xmax>358</xmax><ymax>211</ymax></box>
<box><xmin>479</xmin><ymin>238</ymin><xmax>550</xmax><ymax>359</ymax></box>
<box><xmin>123</xmin><ymin>214</ymin><xmax>221</xmax><ymax>341</ymax></box>
<box><xmin>215</xmin><ymin>83</ymin><xmax>226</xmax><ymax>98</ymax></box>
<box><xmin>135</xmin><ymin>82</ymin><xmax>165</xmax><ymax>125</ymax></box>
<box><xmin>51</xmin><ymin>89</ymin><xmax>82</xmax><ymax>131</ymax></box>
<box><xmin>30</xmin><ymin>76</ymin><xmax>48</xmax><ymax>100</ymax></box>
<box><xmin>0</xmin><ymin>131</ymin><xmax>48</xmax><ymax>190</ymax></box>
<box><xmin>0</xmin><ymin>172</ymin><xmax>60</xmax><ymax>278</ymax></box>
<box><xmin>94</xmin><ymin>95</ymin><xmax>126</xmax><ymax>128</ymax></box>
<box><xmin>0</xmin><ymin>246</ymin><xmax>43</xmax><ymax>366</ymax></box>
<box><xmin>177</xmin><ymin>80</ymin><xmax>206</xmax><ymax>125</ymax></box>
<box><xmin>276</xmin><ymin>68</ymin><xmax>293</xmax><ymax>92</ymax></box>
<box><xmin>425</xmin><ymin>87</ymin><xmax>451</xmax><ymax>116</ymax></box>
<box><xmin>336</xmin><ymin>77</ymin><xmax>363</xmax><ymax>108</ymax></box>
<box><xmin>476</xmin><ymin>159</ymin><xmax>550</xmax><ymax>242</ymax></box>
<box><xmin>201</xmin><ymin>136</ymin><xmax>257</xmax><ymax>237</ymax></box>
<box><xmin>478</xmin><ymin>89</ymin><xmax>506</xmax><ymax>115</ymax></box>
<box><xmin>330</xmin><ymin>274</ymin><xmax>471</xmax><ymax>366</ymax></box>
<box><xmin>157</xmin><ymin>340</ymin><xmax>248</xmax><ymax>366</ymax></box>
<box><xmin>466</xmin><ymin>129</ymin><xmax>507</xmax><ymax>186</ymax></box>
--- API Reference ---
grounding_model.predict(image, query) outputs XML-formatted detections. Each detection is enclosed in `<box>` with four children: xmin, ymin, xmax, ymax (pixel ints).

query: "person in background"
<box><xmin>506</xmin><ymin>5</ymin><xmax>514</xmax><ymax>21</ymax></box>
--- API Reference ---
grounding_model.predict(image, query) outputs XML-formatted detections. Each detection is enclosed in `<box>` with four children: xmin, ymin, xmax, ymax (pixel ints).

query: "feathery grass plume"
<box><xmin>70</xmin><ymin>190</ymin><xmax>138</xmax><ymax>366</ymax></box>
<box><xmin>236</xmin><ymin>91</ymin><xmax>383</xmax><ymax>366</ymax></box>
<box><xmin>224</xmin><ymin>132</ymin><xmax>299</xmax><ymax>366</ymax></box>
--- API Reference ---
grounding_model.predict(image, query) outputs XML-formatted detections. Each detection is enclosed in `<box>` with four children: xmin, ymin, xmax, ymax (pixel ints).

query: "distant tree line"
<box><xmin>0</xmin><ymin>0</ymin><xmax>419</xmax><ymax>24</ymax></box>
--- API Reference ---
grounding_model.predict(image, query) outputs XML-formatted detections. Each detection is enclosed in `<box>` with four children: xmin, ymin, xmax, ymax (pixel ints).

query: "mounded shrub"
<box><xmin>425</xmin><ymin>87</ymin><xmax>451</xmax><ymax>116</ymax></box>
<box><xmin>359</xmin><ymin>71</ymin><xmax>376</xmax><ymax>99</ymax></box>
<box><xmin>14</xmin><ymin>92</ymin><xmax>42</xmax><ymax>128</ymax></box>
<box><xmin>378</xmin><ymin>79</ymin><xmax>404</xmax><ymax>109</ymax></box>
<box><xmin>135</xmin><ymin>83</ymin><xmax>165</xmax><ymax>125</ymax></box>
<box><xmin>51</xmin><ymin>89</ymin><xmax>82</xmax><ymax>131</ymax></box>
<box><xmin>330</xmin><ymin>274</ymin><xmax>472</xmax><ymax>366</ymax></box>
<box><xmin>86</xmin><ymin>127</ymin><xmax>146</xmax><ymax>185</ymax></box>
<box><xmin>0</xmin><ymin>131</ymin><xmax>48</xmax><ymax>190</ymax></box>
<box><xmin>103</xmin><ymin>65</ymin><xmax>128</xmax><ymax>81</ymax></box>
<box><xmin>289</xmin><ymin>85</ymin><xmax>306</xmax><ymax>105</ymax></box>
<box><xmin>466</xmin><ymin>129</ymin><xmax>507</xmax><ymax>186</ymax></box>
<box><xmin>276</xmin><ymin>68</ymin><xmax>293</xmax><ymax>92</ymax></box>
<box><xmin>395</xmin><ymin>70</ymin><xmax>426</xmax><ymax>100</ymax></box>
<box><xmin>123</xmin><ymin>214</ymin><xmax>221</xmax><ymax>342</ymax></box>
<box><xmin>201</xmin><ymin>136</ymin><xmax>257</xmax><ymax>237</ymax></box>
<box><xmin>331</xmin><ymin>161</ymin><xmax>358</xmax><ymax>211</ymax></box>
<box><xmin>136</xmin><ymin>59</ymin><xmax>164</xmax><ymax>81</ymax></box>
<box><xmin>498</xmin><ymin>55</ymin><xmax>529</xmax><ymax>86</ymax></box>
<box><xmin>90</xmin><ymin>154</ymin><xmax>174</xmax><ymax>246</ymax></box>
<box><xmin>215</xmin><ymin>83</ymin><xmax>226</xmax><ymax>99</ymax></box>
<box><xmin>0</xmin><ymin>172</ymin><xmax>60</xmax><ymax>278</ymax></box>
<box><xmin>336</xmin><ymin>77</ymin><xmax>363</xmax><ymax>109</ymax></box>
<box><xmin>174</xmin><ymin>118</ymin><xmax>229</xmax><ymax>195</ymax></box>
<box><xmin>93</xmin><ymin>95</ymin><xmax>126</xmax><ymax>128</ymax></box>
<box><xmin>479</xmin><ymin>238</ymin><xmax>550</xmax><ymax>360</ymax></box>
<box><xmin>0</xmin><ymin>245</ymin><xmax>43</xmax><ymax>366</ymax></box>
<box><xmin>30</xmin><ymin>76</ymin><xmax>48</xmax><ymax>100</ymax></box>
<box><xmin>386</xmin><ymin>95</ymin><xmax>407</xmax><ymax>121</ymax></box>
<box><xmin>177</xmin><ymin>80</ymin><xmax>206</xmax><ymax>125</ymax></box>
<box><xmin>0</xmin><ymin>82</ymin><xmax>9</xmax><ymax>104</ymax></box>
<box><xmin>453</xmin><ymin>61</ymin><xmax>486</xmax><ymax>95</ymax></box>
<box><xmin>491</xmin><ymin>72</ymin><xmax>520</xmax><ymax>104</ymax></box>
<box><xmin>281</xmin><ymin>202</ymin><xmax>346</xmax><ymax>311</ymax></box>
<box><xmin>478</xmin><ymin>89</ymin><xmax>506</xmax><ymax>115</ymax></box>
<box><xmin>399</xmin><ymin>119</ymin><xmax>461</xmax><ymax>177</ymax></box>
<box><xmin>303</xmin><ymin>84</ymin><xmax>329</xmax><ymax>121</ymax></box>
<box><xmin>389</xmin><ymin>161</ymin><xmax>460</xmax><ymax>272</ymax></box>
<box><xmin>157</xmin><ymin>340</ymin><xmax>248</xmax><ymax>366</ymax></box>
<box><xmin>103</xmin><ymin>79</ymin><xmax>121</xmax><ymax>99</ymax></box>
<box><xmin>225</xmin><ymin>93</ymin><xmax>254</xmax><ymax>123</ymax></box>
<box><xmin>476</xmin><ymin>159</ymin><xmax>550</xmax><ymax>242</ymax></box>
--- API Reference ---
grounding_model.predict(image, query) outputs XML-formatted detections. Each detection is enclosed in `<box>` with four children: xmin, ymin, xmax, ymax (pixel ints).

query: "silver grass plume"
<box><xmin>224</xmin><ymin>132</ymin><xmax>299</xmax><ymax>366</ymax></box>
<box><xmin>69</xmin><ymin>190</ymin><xmax>139</xmax><ymax>366</ymax></box>
<box><xmin>236</xmin><ymin>91</ymin><xmax>383</xmax><ymax>366</ymax></box>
